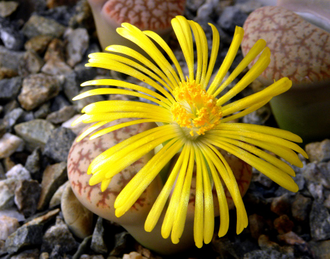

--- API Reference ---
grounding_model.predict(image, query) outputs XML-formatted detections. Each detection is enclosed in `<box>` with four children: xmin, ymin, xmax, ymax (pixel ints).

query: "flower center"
<box><xmin>171</xmin><ymin>80</ymin><xmax>222</xmax><ymax>137</ymax></box>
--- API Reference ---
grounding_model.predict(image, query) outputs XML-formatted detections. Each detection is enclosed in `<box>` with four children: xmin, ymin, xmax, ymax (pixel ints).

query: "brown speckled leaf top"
<box><xmin>241</xmin><ymin>6</ymin><xmax>330</xmax><ymax>87</ymax></box>
<box><xmin>103</xmin><ymin>0</ymin><xmax>186</xmax><ymax>30</ymax></box>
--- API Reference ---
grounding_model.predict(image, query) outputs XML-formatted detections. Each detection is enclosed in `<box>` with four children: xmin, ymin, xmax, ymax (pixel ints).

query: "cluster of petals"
<box><xmin>73</xmin><ymin>15</ymin><xmax>308</xmax><ymax>248</ymax></box>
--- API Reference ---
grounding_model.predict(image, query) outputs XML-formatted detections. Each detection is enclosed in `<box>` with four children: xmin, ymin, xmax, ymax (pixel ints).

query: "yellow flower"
<box><xmin>73</xmin><ymin>15</ymin><xmax>308</xmax><ymax>248</ymax></box>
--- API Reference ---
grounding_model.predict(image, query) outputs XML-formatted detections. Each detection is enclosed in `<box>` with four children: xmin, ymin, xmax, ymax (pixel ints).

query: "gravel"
<box><xmin>0</xmin><ymin>0</ymin><xmax>329</xmax><ymax>258</ymax></box>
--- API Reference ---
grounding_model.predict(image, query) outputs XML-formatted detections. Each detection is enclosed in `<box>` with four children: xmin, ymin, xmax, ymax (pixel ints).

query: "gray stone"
<box><xmin>44</xmin><ymin>127</ymin><xmax>76</xmax><ymax>162</ymax></box>
<box><xmin>74</xmin><ymin>64</ymin><xmax>97</xmax><ymax>85</ymax></box>
<box><xmin>185</xmin><ymin>0</ymin><xmax>205</xmax><ymax>12</ymax></box>
<box><xmin>0</xmin><ymin>215</ymin><xmax>19</xmax><ymax>240</ymax></box>
<box><xmin>51</xmin><ymin>94</ymin><xmax>71</xmax><ymax>111</ymax></box>
<box><xmin>10</xmin><ymin>249</ymin><xmax>40</xmax><ymax>259</ymax></box>
<box><xmin>6</xmin><ymin>164</ymin><xmax>31</xmax><ymax>181</ymax></box>
<box><xmin>306</xmin><ymin>139</ymin><xmax>330</xmax><ymax>163</ymax></box>
<box><xmin>41</xmin><ymin>57</ymin><xmax>73</xmax><ymax>76</ymax></box>
<box><xmin>18</xmin><ymin>50</ymin><xmax>45</xmax><ymax>76</ymax></box>
<box><xmin>218</xmin><ymin>6</ymin><xmax>248</xmax><ymax>33</ymax></box>
<box><xmin>18</xmin><ymin>73</ymin><xmax>61</xmax><ymax>111</ymax></box>
<box><xmin>14</xmin><ymin>119</ymin><xmax>55</xmax><ymax>151</ymax></box>
<box><xmin>243</xmin><ymin>249</ymin><xmax>294</xmax><ymax>259</ymax></box>
<box><xmin>0</xmin><ymin>76</ymin><xmax>22</xmax><ymax>101</ymax></box>
<box><xmin>0</xmin><ymin>1</ymin><xmax>19</xmax><ymax>17</ymax></box>
<box><xmin>3</xmin><ymin>107</ymin><xmax>24</xmax><ymax>129</ymax></box>
<box><xmin>0</xmin><ymin>17</ymin><xmax>24</xmax><ymax>50</ymax></box>
<box><xmin>307</xmin><ymin>182</ymin><xmax>324</xmax><ymax>200</ymax></box>
<box><xmin>41</xmin><ymin>217</ymin><xmax>78</xmax><ymax>254</ymax></box>
<box><xmin>64</xmin><ymin>28</ymin><xmax>89</xmax><ymax>67</ymax></box>
<box><xmin>0</xmin><ymin>179</ymin><xmax>16</xmax><ymax>210</ymax></box>
<box><xmin>302</xmin><ymin>162</ymin><xmax>330</xmax><ymax>189</ymax></box>
<box><xmin>46</xmin><ymin>105</ymin><xmax>76</xmax><ymax>124</ymax></box>
<box><xmin>81</xmin><ymin>255</ymin><xmax>104</xmax><ymax>259</ymax></box>
<box><xmin>91</xmin><ymin>217</ymin><xmax>107</xmax><ymax>254</ymax></box>
<box><xmin>62</xmin><ymin>72</ymin><xmax>80</xmax><ymax>102</ymax></box>
<box><xmin>5</xmin><ymin>224</ymin><xmax>43</xmax><ymax>253</ymax></box>
<box><xmin>291</xmin><ymin>194</ymin><xmax>312</xmax><ymax>222</ymax></box>
<box><xmin>21</xmin><ymin>15</ymin><xmax>66</xmax><ymax>39</ymax></box>
<box><xmin>0</xmin><ymin>46</ymin><xmax>25</xmax><ymax>72</ymax></box>
<box><xmin>0</xmin><ymin>133</ymin><xmax>24</xmax><ymax>159</ymax></box>
<box><xmin>14</xmin><ymin>180</ymin><xmax>41</xmax><ymax>218</ymax></box>
<box><xmin>34</xmin><ymin>102</ymin><xmax>51</xmax><ymax>119</ymax></box>
<box><xmin>37</xmin><ymin>162</ymin><xmax>67</xmax><ymax>210</ymax></box>
<box><xmin>25</xmin><ymin>147</ymin><xmax>42</xmax><ymax>180</ymax></box>
<box><xmin>310</xmin><ymin>200</ymin><xmax>330</xmax><ymax>241</ymax></box>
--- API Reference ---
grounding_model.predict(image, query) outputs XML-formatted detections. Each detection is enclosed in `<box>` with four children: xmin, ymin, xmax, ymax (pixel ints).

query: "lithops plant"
<box><xmin>67</xmin><ymin>118</ymin><xmax>252</xmax><ymax>254</ymax></box>
<box><xmin>241</xmin><ymin>5</ymin><xmax>330</xmax><ymax>142</ymax></box>
<box><xmin>87</xmin><ymin>0</ymin><xmax>186</xmax><ymax>50</ymax></box>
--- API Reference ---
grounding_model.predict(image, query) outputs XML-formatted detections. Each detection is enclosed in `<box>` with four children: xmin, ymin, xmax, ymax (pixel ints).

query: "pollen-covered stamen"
<box><xmin>171</xmin><ymin>81</ymin><xmax>222</xmax><ymax>137</ymax></box>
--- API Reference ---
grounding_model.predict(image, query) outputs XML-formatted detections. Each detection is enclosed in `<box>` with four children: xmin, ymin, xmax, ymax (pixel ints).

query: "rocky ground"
<box><xmin>0</xmin><ymin>0</ymin><xmax>330</xmax><ymax>258</ymax></box>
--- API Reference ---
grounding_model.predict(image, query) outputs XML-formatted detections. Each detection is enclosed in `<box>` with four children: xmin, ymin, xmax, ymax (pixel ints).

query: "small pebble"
<box><xmin>21</xmin><ymin>14</ymin><xmax>66</xmax><ymax>39</ymax></box>
<box><xmin>306</xmin><ymin>139</ymin><xmax>330</xmax><ymax>163</ymax></box>
<box><xmin>0</xmin><ymin>46</ymin><xmax>24</xmax><ymax>72</ymax></box>
<box><xmin>14</xmin><ymin>179</ymin><xmax>41</xmax><ymax>217</ymax></box>
<box><xmin>277</xmin><ymin>231</ymin><xmax>305</xmax><ymax>245</ymax></box>
<box><xmin>249</xmin><ymin>214</ymin><xmax>266</xmax><ymax>239</ymax></box>
<box><xmin>14</xmin><ymin>119</ymin><xmax>55</xmax><ymax>151</ymax></box>
<box><xmin>64</xmin><ymin>27</ymin><xmax>89</xmax><ymax>67</ymax></box>
<box><xmin>18</xmin><ymin>73</ymin><xmax>61</xmax><ymax>111</ymax></box>
<box><xmin>46</xmin><ymin>105</ymin><xmax>76</xmax><ymax>124</ymax></box>
<box><xmin>0</xmin><ymin>215</ymin><xmax>19</xmax><ymax>240</ymax></box>
<box><xmin>0</xmin><ymin>1</ymin><xmax>19</xmax><ymax>17</ymax></box>
<box><xmin>25</xmin><ymin>147</ymin><xmax>42</xmax><ymax>179</ymax></box>
<box><xmin>37</xmin><ymin>162</ymin><xmax>67</xmax><ymax>211</ymax></box>
<box><xmin>309</xmin><ymin>200</ymin><xmax>330</xmax><ymax>241</ymax></box>
<box><xmin>41</xmin><ymin>217</ymin><xmax>78</xmax><ymax>254</ymax></box>
<box><xmin>3</xmin><ymin>107</ymin><xmax>24</xmax><ymax>129</ymax></box>
<box><xmin>122</xmin><ymin>252</ymin><xmax>147</xmax><ymax>259</ymax></box>
<box><xmin>270</xmin><ymin>193</ymin><xmax>292</xmax><ymax>216</ymax></box>
<box><xmin>273</xmin><ymin>215</ymin><xmax>294</xmax><ymax>234</ymax></box>
<box><xmin>0</xmin><ymin>76</ymin><xmax>22</xmax><ymax>102</ymax></box>
<box><xmin>24</xmin><ymin>35</ymin><xmax>53</xmax><ymax>55</ymax></box>
<box><xmin>43</xmin><ymin>127</ymin><xmax>76</xmax><ymax>162</ymax></box>
<box><xmin>5</xmin><ymin>223</ymin><xmax>43</xmax><ymax>253</ymax></box>
<box><xmin>91</xmin><ymin>217</ymin><xmax>107</xmax><ymax>254</ymax></box>
<box><xmin>0</xmin><ymin>178</ymin><xmax>16</xmax><ymax>210</ymax></box>
<box><xmin>0</xmin><ymin>133</ymin><xmax>24</xmax><ymax>159</ymax></box>
<box><xmin>0</xmin><ymin>17</ymin><xmax>25</xmax><ymax>50</ymax></box>
<box><xmin>6</xmin><ymin>164</ymin><xmax>31</xmax><ymax>181</ymax></box>
<box><xmin>291</xmin><ymin>194</ymin><xmax>312</xmax><ymax>222</ymax></box>
<box><xmin>18</xmin><ymin>50</ymin><xmax>45</xmax><ymax>76</ymax></box>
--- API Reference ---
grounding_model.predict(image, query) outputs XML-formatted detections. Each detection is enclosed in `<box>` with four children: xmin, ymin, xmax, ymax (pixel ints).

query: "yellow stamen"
<box><xmin>171</xmin><ymin>81</ymin><xmax>222</xmax><ymax>136</ymax></box>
